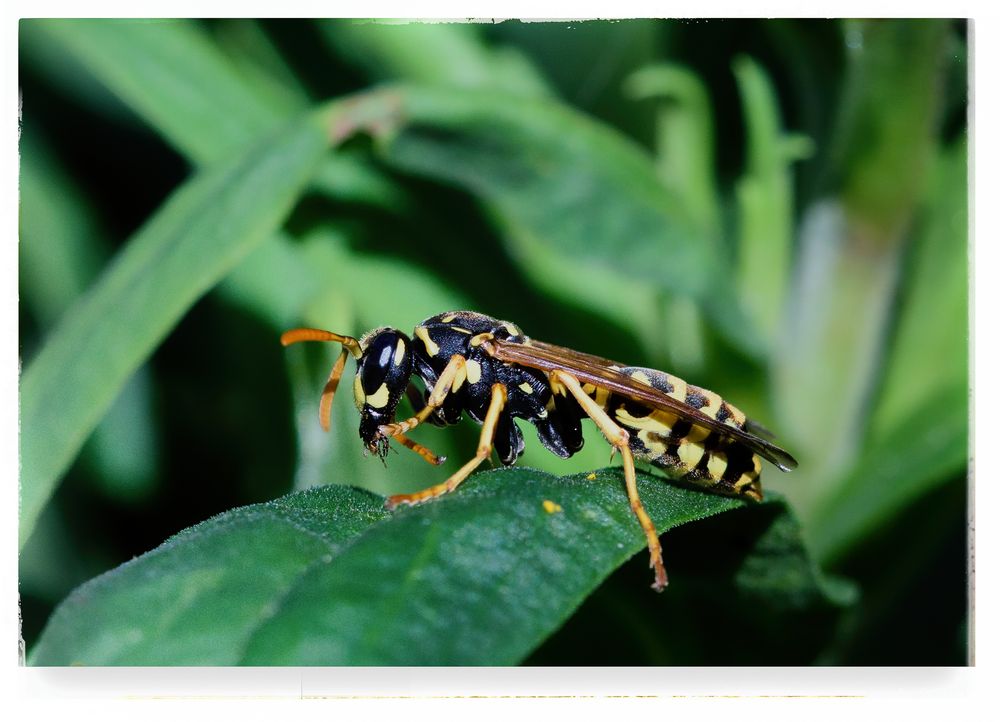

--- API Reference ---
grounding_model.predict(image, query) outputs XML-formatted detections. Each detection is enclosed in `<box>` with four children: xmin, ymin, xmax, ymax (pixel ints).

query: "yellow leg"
<box><xmin>378</xmin><ymin>354</ymin><xmax>466</xmax><ymax>439</ymax></box>
<box><xmin>553</xmin><ymin>370</ymin><xmax>668</xmax><ymax>591</ymax></box>
<box><xmin>386</xmin><ymin>383</ymin><xmax>507</xmax><ymax>509</ymax></box>
<box><xmin>392</xmin><ymin>433</ymin><xmax>446</xmax><ymax>466</ymax></box>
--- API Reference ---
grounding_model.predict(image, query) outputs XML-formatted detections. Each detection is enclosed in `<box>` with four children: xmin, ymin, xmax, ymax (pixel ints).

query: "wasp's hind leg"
<box><xmin>552</xmin><ymin>370</ymin><xmax>668</xmax><ymax>591</ymax></box>
<box><xmin>386</xmin><ymin>383</ymin><xmax>507</xmax><ymax>509</ymax></box>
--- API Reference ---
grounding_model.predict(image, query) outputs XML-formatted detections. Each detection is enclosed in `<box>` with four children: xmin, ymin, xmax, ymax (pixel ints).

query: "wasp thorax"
<box><xmin>354</xmin><ymin>329</ymin><xmax>413</xmax><ymax>453</ymax></box>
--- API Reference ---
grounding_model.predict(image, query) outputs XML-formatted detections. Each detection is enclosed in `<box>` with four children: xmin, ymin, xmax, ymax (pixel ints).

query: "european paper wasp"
<box><xmin>281</xmin><ymin>311</ymin><xmax>797</xmax><ymax>591</ymax></box>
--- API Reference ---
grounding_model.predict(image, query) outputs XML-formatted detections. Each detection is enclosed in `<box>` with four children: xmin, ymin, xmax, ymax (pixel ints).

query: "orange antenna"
<box><xmin>281</xmin><ymin>327</ymin><xmax>363</xmax><ymax>431</ymax></box>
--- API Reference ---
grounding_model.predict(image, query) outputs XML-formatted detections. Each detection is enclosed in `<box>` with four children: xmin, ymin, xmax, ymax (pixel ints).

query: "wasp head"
<box><xmin>353</xmin><ymin>328</ymin><xmax>414</xmax><ymax>457</ymax></box>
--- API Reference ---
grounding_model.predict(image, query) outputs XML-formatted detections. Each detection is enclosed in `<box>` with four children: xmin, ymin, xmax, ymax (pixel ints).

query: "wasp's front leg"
<box><xmin>377</xmin><ymin>354</ymin><xmax>467</xmax><ymax>439</ymax></box>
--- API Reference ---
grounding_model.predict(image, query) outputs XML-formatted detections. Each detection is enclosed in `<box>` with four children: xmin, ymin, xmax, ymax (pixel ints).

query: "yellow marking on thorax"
<box><xmin>394</xmin><ymin>338</ymin><xmax>406</xmax><ymax>366</ymax></box>
<box><xmin>503</xmin><ymin>322</ymin><xmax>521</xmax><ymax>337</ymax></box>
<box><xmin>415</xmin><ymin>326</ymin><xmax>439</xmax><ymax>356</ymax></box>
<box><xmin>581</xmin><ymin>382</ymin><xmax>597</xmax><ymax>395</ymax></box>
<box><xmin>450</xmin><ymin>326</ymin><xmax>472</xmax><ymax>334</ymax></box>
<box><xmin>366</xmin><ymin>383</ymin><xmax>390</xmax><ymax>409</ymax></box>
<box><xmin>465</xmin><ymin>359</ymin><xmax>482</xmax><ymax>384</ymax></box>
<box><xmin>542</xmin><ymin>499</ymin><xmax>562</xmax><ymax>514</ymax></box>
<box><xmin>470</xmin><ymin>332</ymin><xmax>492</xmax><ymax>347</ymax></box>
<box><xmin>518</xmin><ymin>382</ymin><xmax>534</xmax><ymax>394</ymax></box>
<box><xmin>440</xmin><ymin>313</ymin><xmax>457</xmax><ymax>323</ymax></box>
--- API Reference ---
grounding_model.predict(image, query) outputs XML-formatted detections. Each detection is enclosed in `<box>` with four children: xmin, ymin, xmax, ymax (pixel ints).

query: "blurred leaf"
<box><xmin>832</xmin><ymin>20</ymin><xmax>951</xmax><ymax>236</ymax></box>
<box><xmin>810</xmin><ymin>392</ymin><xmax>967</xmax><ymax>563</ymax></box>
<box><xmin>18</xmin><ymin>131</ymin><xmax>105</xmax><ymax>327</ymax></box>
<box><xmin>625</xmin><ymin>63</ymin><xmax>722</xmax><ymax>242</ymax></box>
<box><xmin>210</xmin><ymin>19</ymin><xmax>313</xmax><ymax>111</ymax></box>
<box><xmin>29</xmin><ymin>470</ymin><xmax>827</xmax><ymax>665</ymax></box>
<box><xmin>870</xmin><ymin>136</ymin><xmax>968</xmax><ymax>439</ymax></box>
<box><xmin>772</xmin><ymin>20</ymin><xmax>953</xmax><ymax>515</ymax></box>
<box><xmin>19</xmin><ymin>111</ymin><xmax>333</xmax><ymax>550</ymax></box>
<box><xmin>318</xmin><ymin>19</ymin><xmax>551</xmax><ymax>98</ymax></box>
<box><xmin>374</xmin><ymin>86</ymin><xmax>720</xmax><ymax>306</ymax></box>
<box><xmin>24</xmin><ymin>18</ymin><xmax>398</xmax><ymax>210</ymax></box>
<box><xmin>19</xmin><ymin>129</ymin><xmax>160</xmax><ymax>501</ymax></box>
<box><xmin>624</xmin><ymin>64</ymin><xmax>721</xmax><ymax>371</ymax></box>
<box><xmin>732</xmin><ymin>55</ymin><xmax>812</xmax><ymax>345</ymax></box>
<box><xmin>490</xmin><ymin>20</ymin><xmax>660</xmax><ymax>140</ymax></box>
<box><xmin>23</xmin><ymin>19</ymin><xmax>288</xmax><ymax>163</ymax></box>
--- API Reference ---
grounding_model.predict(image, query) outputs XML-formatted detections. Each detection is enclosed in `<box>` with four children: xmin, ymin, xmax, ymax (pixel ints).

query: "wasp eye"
<box><xmin>359</xmin><ymin>332</ymin><xmax>406</xmax><ymax>394</ymax></box>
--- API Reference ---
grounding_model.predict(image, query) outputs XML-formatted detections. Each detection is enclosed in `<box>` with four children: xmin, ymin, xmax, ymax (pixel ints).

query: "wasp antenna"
<box><xmin>281</xmin><ymin>327</ymin><xmax>362</xmax><ymax>358</ymax></box>
<box><xmin>318</xmin><ymin>348</ymin><xmax>350</xmax><ymax>432</ymax></box>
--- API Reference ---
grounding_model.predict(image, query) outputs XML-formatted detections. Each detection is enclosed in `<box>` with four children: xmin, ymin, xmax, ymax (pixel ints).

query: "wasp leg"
<box><xmin>392</xmin><ymin>433</ymin><xmax>446</xmax><ymax>466</ymax></box>
<box><xmin>378</xmin><ymin>354</ymin><xmax>466</xmax><ymax>439</ymax></box>
<box><xmin>386</xmin><ymin>383</ymin><xmax>507</xmax><ymax>509</ymax></box>
<box><xmin>552</xmin><ymin>370</ymin><xmax>668</xmax><ymax>591</ymax></box>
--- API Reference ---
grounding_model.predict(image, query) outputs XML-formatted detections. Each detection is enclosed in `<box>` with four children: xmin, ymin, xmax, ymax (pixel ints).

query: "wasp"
<box><xmin>281</xmin><ymin>311</ymin><xmax>797</xmax><ymax>591</ymax></box>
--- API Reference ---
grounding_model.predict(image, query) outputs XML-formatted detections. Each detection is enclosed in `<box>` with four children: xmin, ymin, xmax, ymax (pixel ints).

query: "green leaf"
<box><xmin>20</xmin><ymin>129</ymin><xmax>162</xmax><ymax>503</ymax></box>
<box><xmin>771</xmin><ymin>21</ymin><xmax>954</xmax><ymax>516</ymax></box>
<box><xmin>373</xmin><ymin>86</ymin><xmax>720</xmax><ymax>308</ymax></box>
<box><xmin>869</xmin><ymin>136</ymin><xmax>968</xmax><ymax>439</ymax></box>
<box><xmin>23</xmin><ymin>19</ymin><xmax>290</xmax><ymax>163</ymax></box>
<box><xmin>18</xmin><ymin>130</ymin><xmax>106</xmax><ymax>330</ymax></box>
<box><xmin>23</xmin><ymin>18</ymin><xmax>398</xmax><ymax>210</ymax></box>
<box><xmin>732</xmin><ymin>56</ymin><xmax>812</xmax><ymax>346</ymax></box>
<box><xmin>624</xmin><ymin>63</ymin><xmax>722</xmax><ymax>242</ymax></box>
<box><xmin>318</xmin><ymin>19</ymin><xmax>551</xmax><ymax>97</ymax></box>
<box><xmin>804</xmin><ymin>138</ymin><xmax>970</xmax><ymax>562</ymax></box>
<box><xmin>31</xmin><ymin>469</ymin><xmax>778</xmax><ymax>665</ymax></box>
<box><xmin>19</xmin><ymin>111</ymin><xmax>333</xmax><ymax>550</ymax></box>
<box><xmin>809</xmin><ymin>391</ymin><xmax>968</xmax><ymax>564</ymax></box>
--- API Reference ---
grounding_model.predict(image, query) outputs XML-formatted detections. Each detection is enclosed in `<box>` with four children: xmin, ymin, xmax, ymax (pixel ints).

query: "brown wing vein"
<box><xmin>489</xmin><ymin>337</ymin><xmax>798</xmax><ymax>472</ymax></box>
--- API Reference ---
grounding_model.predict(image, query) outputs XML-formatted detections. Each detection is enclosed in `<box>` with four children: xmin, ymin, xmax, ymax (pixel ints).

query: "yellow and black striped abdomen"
<box><xmin>604</xmin><ymin>367</ymin><xmax>763</xmax><ymax>502</ymax></box>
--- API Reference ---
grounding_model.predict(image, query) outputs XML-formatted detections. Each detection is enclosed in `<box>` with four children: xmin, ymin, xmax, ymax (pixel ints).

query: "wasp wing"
<box><xmin>490</xmin><ymin>337</ymin><xmax>798</xmax><ymax>472</ymax></box>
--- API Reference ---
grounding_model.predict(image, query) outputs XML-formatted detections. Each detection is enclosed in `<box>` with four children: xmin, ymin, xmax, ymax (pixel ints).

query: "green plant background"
<box><xmin>18</xmin><ymin>18</ymin><xmax>969</xmax><ymax>665</ymax></box>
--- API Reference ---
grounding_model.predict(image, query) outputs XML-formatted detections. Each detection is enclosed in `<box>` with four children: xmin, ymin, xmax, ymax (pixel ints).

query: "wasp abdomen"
<box><xmin>609</xmin><ymin>367</ymin><xmax>762</xmax><ymax>501</ymax></box>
